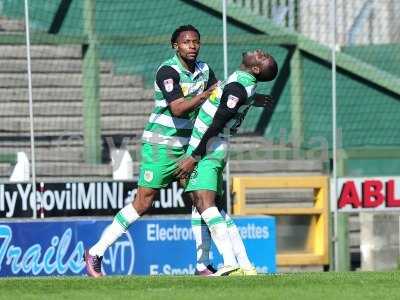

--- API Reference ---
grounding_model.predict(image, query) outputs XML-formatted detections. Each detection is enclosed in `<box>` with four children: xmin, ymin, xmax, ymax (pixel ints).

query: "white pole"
<box><xmin>331</xmin><ymin>0</ymin><xmax>339</xmax><ymax>271</ymax></box>
<box><xmin>24</xmin><ymin>0</ymin><xmax>38</xmax><ymax>219</ymax></box>
<box><xmin>222</xmin><ymin>0</ymin><xmax>232</xmax><ymax>214</ymax></box>
<box><xmin>222</xmin><ymin>0</ymin><xmax>228</xmax><ymax>79</ymax></box>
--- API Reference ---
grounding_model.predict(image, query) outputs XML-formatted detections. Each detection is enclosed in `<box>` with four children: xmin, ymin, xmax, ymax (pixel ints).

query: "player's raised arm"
<box><xmin>252</xmin><ymin>93</ymin><xmax>276</xmax><ymax>113</ymax></box>
<box><xmin>169</xmin><ymin>83</ymin><xmax>217</xmax><ymax>117</ymax></box>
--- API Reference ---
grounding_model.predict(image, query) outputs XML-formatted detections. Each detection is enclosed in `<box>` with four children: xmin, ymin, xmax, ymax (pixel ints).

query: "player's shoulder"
<box><xmin>227</xmin><ymin>70</ymin><xmax>255</xmax><ymax>88</ymax></box>
<box><xmin>160</xmin><ymin>56</ymin><xmax>175</xmax><ymax>67</ymax></box>
<box><xmin>156</xmin><ymin>64</ymin><xmax>179</xmax><ymax>79</ymax></box>
<box><xmin>223</xmin><ymin>81</ymin><xmax>246</xmax><ymax>94</ymax></box>
<box><xmin>226</xmin><ymin>72</ymin><xmax>244</xmax><ymax>88</ymax></box>
<box><xmin>223</xmin><ymin>78</ymin><xmax>248</xmax><ymax>99</ymax></box>
<box><xmin>157</xmin><ymin>57</ymin><xmax>180</xmax><ymax>73</ymax></box>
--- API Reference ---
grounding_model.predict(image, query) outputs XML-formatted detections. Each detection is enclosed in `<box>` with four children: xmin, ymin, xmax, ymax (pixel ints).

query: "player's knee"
<box><xmin>195</xmin><ymin>200</ymin><xmax>206</xmax><ymax>214</ymax></box>
<box><xmin>193</xmin><ymin>192</ymin><xmax>215</xmax><ymax>213</ymax></box>
<box><xmin>133</xmin><ymin>187</ymin><xmax>157</xmax><ymax>215</ymax></box>
<box><xmin>192</xmin><ymin>193</ymin><xmax>204</xmax><ymax>213</ymax></box>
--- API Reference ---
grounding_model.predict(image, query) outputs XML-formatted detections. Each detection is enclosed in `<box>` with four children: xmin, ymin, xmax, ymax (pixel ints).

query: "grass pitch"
<box><xmin>0</xmin><ymin>272</ymin><xmax>399</xmax><ymax>300</ymax></box>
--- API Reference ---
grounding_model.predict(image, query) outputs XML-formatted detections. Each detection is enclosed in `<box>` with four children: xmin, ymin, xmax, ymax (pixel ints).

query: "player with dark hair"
<box><xmin>170</xmin><ymin>24</ymin><xmax>201</xmax><ymax>47</ymax></box>
<box><xmin>84</xmin><ymin>24</ymin><xmax>217</xmax><ymax>277</ymax></box>
<box><xmin>177</xmin><ymin>49</ymin><xmax>278</xmax><ymax>276</ymax></box>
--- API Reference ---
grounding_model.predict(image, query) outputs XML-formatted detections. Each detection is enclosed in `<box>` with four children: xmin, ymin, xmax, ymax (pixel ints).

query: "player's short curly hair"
<box><xmin>170</xmin><ymin>25</ymin><xmax>200</xmax><ymax>47</ymax></box>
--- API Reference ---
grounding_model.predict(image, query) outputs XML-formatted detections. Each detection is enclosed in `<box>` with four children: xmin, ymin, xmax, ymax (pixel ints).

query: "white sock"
<box><xmin>191</xmin><ymin>207</ymin><xmax>212</xmax><ymax>271</ymax></box>
<box><xmin>89</xmin><ymin>204</ymin><xmax>140</xmax><ymax>257</ymax></box>
<box><xmin>222</xmin><ymin>210</ymin><xmax>253</xmax><ymax>270</ymax></box>
<box><xmin>201</xmin><ymin>207</ymin><xmax>237</xmax><ymax>267</ymax></box>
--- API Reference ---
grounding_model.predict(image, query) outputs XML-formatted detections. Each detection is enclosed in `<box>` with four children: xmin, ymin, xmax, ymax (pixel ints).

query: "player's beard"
<box><xmin>177</xmin><ymin>52</ymin><xmax>198</xmax><ymax>71</ymax></box>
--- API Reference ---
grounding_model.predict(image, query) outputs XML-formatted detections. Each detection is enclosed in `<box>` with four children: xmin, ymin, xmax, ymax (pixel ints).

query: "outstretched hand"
<box><xmin>252</xmin><ymin>93</ymin><xmax>275</xmax><ymax>110</ymax></box>
<box><xmin>174</xmin><ymin>156</ymin><xmax>197</xmax><ymax>179</ymax></box>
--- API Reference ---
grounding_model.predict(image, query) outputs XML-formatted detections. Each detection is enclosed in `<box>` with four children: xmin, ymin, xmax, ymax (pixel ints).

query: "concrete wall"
<box><xmin>360</xmin><ymin>213</ymin><xmax>400</xmax><ymax>271</ymax></box>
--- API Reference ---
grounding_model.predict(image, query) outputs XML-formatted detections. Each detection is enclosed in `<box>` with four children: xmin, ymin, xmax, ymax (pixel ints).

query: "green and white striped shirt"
<box><xmin>142</xmin><ymin>54</ymin><xmax>215</xmax><ymax>149</ymax></box>
<box><xmin>187</xmin><ymin>70</ymin><xmax>257</xmax><ymax>156</ymax></box>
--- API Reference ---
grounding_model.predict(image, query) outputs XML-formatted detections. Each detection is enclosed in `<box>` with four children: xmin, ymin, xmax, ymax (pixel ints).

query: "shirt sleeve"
<box><xmin>205</xmin><ymin>67</ymin><xmax>218</xmax><ymax>89</ymax></box>
<box><xmin>155</xmin><ymin>65</ymin><xmax>184</xmax><ymax>103</ymax></box>
<box><xmin>191</xmin><ymin>82</ymin><xmax>248</xmax><ymax>158</ymax></box>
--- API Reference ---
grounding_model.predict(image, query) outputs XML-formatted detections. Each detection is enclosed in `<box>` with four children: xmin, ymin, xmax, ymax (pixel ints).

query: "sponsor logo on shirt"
<box><xmin>209</xmin><ymin>86</ymin><xmax>222</xmax><ymax>103</ymax></box>
<box><xmin>180</xmin><ymin>82</ymin><xmax>204</xmax><ymax>97</ymax></box>
<box><xmin>181</xmin><ymin>85</ymin><xmax>189</xmax><ymax>96</ymax></box>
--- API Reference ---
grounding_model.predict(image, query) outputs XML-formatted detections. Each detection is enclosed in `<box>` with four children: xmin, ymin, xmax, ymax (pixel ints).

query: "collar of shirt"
<box><xmin>173</xmin><ymin>54</ymin><xmax>203</xmax><ymax>79</ymax></box>
<box><xmin>235</xmin><ymin>69</ymin><xmax>257</xmax><ymax>85</ymax></box>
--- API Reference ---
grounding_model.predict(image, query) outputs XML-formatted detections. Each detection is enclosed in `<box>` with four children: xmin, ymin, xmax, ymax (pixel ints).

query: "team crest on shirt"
<box><xmin>163</xmin><ymin>78</ymin><xmax>174</xmax><ymax>92</ymax></box>
<box><xmin>227</xmin><ymin>95</ymin><xmax>239</xmax><ymax>108</ymax></box>
<box><xmin>144</xmin><ymin>170</ymin><xmax>153</xmax><ymax>182</ymax></box>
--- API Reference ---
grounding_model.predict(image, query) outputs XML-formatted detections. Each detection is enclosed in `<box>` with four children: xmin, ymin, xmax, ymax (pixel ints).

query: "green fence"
<box><xmin>0</xmin><ymin>0</ymin><xmax>399</xmax><ymax>181</ymax></box>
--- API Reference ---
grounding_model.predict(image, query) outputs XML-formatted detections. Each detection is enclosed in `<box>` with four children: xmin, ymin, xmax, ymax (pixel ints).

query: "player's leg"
<box><xmin>186</xmin><ymin>157</ymin><xmax>238</xmax><ymax>275</ymax></box>
<box><xmin>85</xmin><ymin>186</ymin><xmax>156</xmax><ymax>277</ymax></box>
<box><xmin>213</xmin><ymin>171</ymin><xmax>256</xmax><ymax>275</ymax></box>
<box><xmin>191</xmin><ymin>173</ymin><xmax>256</xmax><ymax>275</ymax></box>
<box><xmin>189</xmin><ymin>171</ymin><xmax>221</xmax><ymax>275</ymax></box>
<box><xmin>183</xmin><ymin>175</ymin><xmax>215</xmax><ymax>276</ymax></box>
<box><xmin>191</xmin><ymin>190</ymin><xmax>238</xmax><ymax>275</ymax></box>
<box><xmin>191</xmin><ymin>206</ymin><xmax>216</xmax><ymax>275</ymax></box>
<box><xmin>220</xmin><ymin>209</ymin><xmax>257</xmax><ymax>275</ymax></box>
<box><xmin>87</xmin><ymin>187</ymin><xmax>156</xmax><ymax>257</ymax></box>
<box><xmin>85</xmin><ymin>143</ymin><xmax>182</xmax><ymax>277</ymax></box>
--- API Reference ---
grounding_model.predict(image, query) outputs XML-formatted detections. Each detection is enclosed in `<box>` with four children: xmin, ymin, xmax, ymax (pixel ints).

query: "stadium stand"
<box><xmin>0</xmin><ymin>17</ymin><xmax>325</xmax><ymax>182</ymax></box>
<box><xmin>0</xmin><ymin>17</ymin><xmax>151</xmax><ymax>181</ymax></box>
<box><xmin>7</xmin><ymin>0</ymin><xmax>400</xmax><ymax>270</ymax></box>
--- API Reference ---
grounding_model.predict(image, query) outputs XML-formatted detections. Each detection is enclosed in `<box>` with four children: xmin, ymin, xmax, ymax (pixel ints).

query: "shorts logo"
<box><xmin>227</xmin><ymin>95</ymin><xmax>239</xmax><ymax>108</ymax></box>
<box><xmin>163</xmin><ymin>78</ymin><xmax>174</xmax><ymax>92</ymax></box>
<box><xmin>144</xmin><ymin>170</ymin><xmax>153</xmax><ymax>182</ymax></box>
<box><xmin>190</xmin><ymin>170</ymin><xmax>198</xmax><ymax>179</ymax></box>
